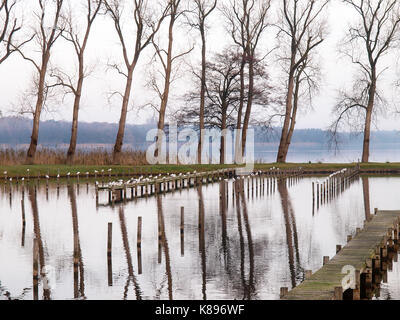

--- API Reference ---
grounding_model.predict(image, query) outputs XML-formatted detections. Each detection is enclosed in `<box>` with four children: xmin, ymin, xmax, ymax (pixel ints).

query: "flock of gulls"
<box><xmin>312</xmin><ymin>168</ymin><xmax>350</xmax><ymax>185</ymax></box>
<box><xmin>101</xmin><ymin>169</ymin><xmax>282</xmax><ymax>189</ymax></box>
<box><xmin>2</xmin><ymin>167</ymin><xmax>293</xmax><ymax>187</ymax></box>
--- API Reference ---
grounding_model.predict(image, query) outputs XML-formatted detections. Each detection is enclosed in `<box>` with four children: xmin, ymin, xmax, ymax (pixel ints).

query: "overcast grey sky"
<box><xmin>0</xmin><ymin>0</ymin><xmax>399</xmax><ymax>130</ymax></box>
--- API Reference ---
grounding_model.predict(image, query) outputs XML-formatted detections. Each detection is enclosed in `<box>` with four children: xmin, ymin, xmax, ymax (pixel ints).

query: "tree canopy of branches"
<box><xmin>0</xmin><ymin>0</ymin><xmax>23</xmax><ymax>64</ymax></box>
<box><xmin>104</xmin><ymin>0</ymin><xmax>170</xmax><ymax>164</ymax></box>
<box><xmin>330</xmin><ymin>0</ymin><xmax>400</xmax><ymax>163</ymax></box>
<box><xmin>275</xmin><ymin>0</ymin><xmax>329</xmax><ymax>163</ymax></box>
<box><xmin>175</xmin><ymin>48</ymin><xmax>271</xmax><ymax>164</ymax></box>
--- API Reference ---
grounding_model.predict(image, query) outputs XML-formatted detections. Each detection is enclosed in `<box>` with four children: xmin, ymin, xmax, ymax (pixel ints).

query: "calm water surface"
<box><xmin>1</xmin><ymin>176</ymin><xmax>400</xmax><ymax>300</ymax></box>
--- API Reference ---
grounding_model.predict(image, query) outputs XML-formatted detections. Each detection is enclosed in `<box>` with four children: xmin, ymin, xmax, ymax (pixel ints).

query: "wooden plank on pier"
<box><xmin>282</xmin><ymin>210</ymin><xmax>400</xmax><ymax>300</ymax></box>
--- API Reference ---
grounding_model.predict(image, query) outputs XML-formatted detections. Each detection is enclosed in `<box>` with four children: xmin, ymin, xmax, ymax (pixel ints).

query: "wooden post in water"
<box><xmin>137</xmin><ymin>217</ymin><xmax>142</xmax><ymax>275</ymax></box>
<box><xmin>107</xmin><ymin>223</ymin><xmax>113</xmax><ymax>286</ymax></box>
<box><xmin>180</xmin><ymin>207</ymin><xmax>184</xmax><ymax>257</ymax></box>
<box><xmin>312</xmin><ymin>182</ymin><xmax>315</xmax><ymax>202</ymax></box>
<box><xmin>251</xmin><ymin>175</ymin><xmax>254</xmax><ymax>198</ymax></box>
<box><xmin>323</xmin><ymin>256</ymin><xmax>330</xmax><ymax>265</ymax></box>
<box><xmin>280</xmin><ymin>287</ymin><xmax>288</xmax><ymax>299</ymax></box>
<box><xmin>111</xmin><ymin>186</ymin><xmax>115</xmax><ymax>206</ymax></box>
<box><xmin>334</xmin><ymin>287</ymin><xmax>343</xmax><ymax>300</ymax></box>
<box><xmin>305</xmin><ymin>270</ymin><xmax>312</xmax><ymax>280</ymax></box>
<box><xmin>95</xmin><ymin>185</ymin><xmax>99</xmax><ymax>207</ymax></box>
<box><xmin>336</xmin><ymin>245</ymin><xmax>342</xmax><ymax>254</ymax></box>
<box><xmin>353</xmin><ymin>270</ymin><xmax>361</xmax><ymax>300</ymax></box>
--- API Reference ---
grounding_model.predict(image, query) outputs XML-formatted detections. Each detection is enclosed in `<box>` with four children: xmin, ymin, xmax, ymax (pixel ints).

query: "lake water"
<box><xmin>255</xmin><ymin>144</ymin><xmax>400</xmax><ymax>163</ymax></box>
<box><xmin>1</xmin><ymin>176</ymin><xmax>400</xmax><ymax>300</ymax></box>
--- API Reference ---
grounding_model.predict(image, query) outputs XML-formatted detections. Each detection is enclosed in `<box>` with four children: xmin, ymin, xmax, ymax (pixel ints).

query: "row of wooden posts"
<box><xmin>280</xmin><ymin>208</ymin><xmax>399</xmax><ymax>300</ymax></box>
<box><xmin>312</xmin><ymin>166</ymin><xmax>360</xmax><ymax>211</ymax></box>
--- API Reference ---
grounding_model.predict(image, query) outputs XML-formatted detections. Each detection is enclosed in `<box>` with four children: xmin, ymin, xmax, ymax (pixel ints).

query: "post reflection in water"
<box><xmin>3</xmin><ymin>176</ymin><xmax>400</xmax><ymax>300</ymax></box>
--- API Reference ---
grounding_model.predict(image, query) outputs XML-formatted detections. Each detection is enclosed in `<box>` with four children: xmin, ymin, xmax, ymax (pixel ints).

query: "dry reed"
<box><xmin>0</xmin><ymin>148</ymin><xmax>147</xmax><ymax>166</ymax></box>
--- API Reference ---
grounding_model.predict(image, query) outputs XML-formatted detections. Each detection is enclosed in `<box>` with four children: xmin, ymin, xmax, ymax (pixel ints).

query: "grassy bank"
<box><xmin>1</xmin><ymin>162</ymin><xmax>400</xmax><ymax>178</ymax></box>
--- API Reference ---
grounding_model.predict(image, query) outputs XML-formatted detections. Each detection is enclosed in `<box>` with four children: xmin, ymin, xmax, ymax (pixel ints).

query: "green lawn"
<box><xmin>0</xmin><ymin>162</ymin><xmax>399</xmax><ymax>178</ymax></box>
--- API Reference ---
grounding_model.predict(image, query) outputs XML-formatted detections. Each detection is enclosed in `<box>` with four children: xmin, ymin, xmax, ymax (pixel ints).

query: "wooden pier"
<box><xmin>281</xmin><ymin>210</ymin><xmax>400</xmax><ymax>300</ymax></box>
<box><xmin>96</xmin><ymin>168</ymin><xmax>237</xmax><ymax>204</ymax></box>
<box><xmin>95</xmin><ymin>167</ymin><xmax>305</xmax><ymax>205</ymax></box>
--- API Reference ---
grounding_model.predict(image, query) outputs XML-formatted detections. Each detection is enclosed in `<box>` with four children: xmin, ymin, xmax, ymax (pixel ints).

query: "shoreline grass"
<box><xmin>0</xmin><ymin>162</ymin><xmax>400</xmax><ymax>178</ymax></box>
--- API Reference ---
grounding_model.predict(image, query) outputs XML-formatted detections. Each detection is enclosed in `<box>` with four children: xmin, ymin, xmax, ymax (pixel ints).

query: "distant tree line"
<box><xmin>0</xmin><ymin>117</ymin><xmax>399</xmax><ymax>148</ymax></box>
<box><xmin>1</xmin><ymin>0</ymin><xmax>400</xmax><ymax>164</ymax></box>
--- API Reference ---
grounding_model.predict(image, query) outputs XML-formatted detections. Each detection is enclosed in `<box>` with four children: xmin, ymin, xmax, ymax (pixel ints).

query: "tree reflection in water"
<box><xmin>67</xmin><ymin>184</ymin><xmax>86</xmax><ymax>299</ymax></box>
<box><xmin>277</xmin><ymin>179</ymin><xmax>303</xmax><ymax>289</ymax></box>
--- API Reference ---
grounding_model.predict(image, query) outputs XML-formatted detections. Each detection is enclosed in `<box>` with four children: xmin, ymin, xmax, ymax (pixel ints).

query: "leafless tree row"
<box><xmin>1</xmin><ymin>0</ymin><xmax>400</xmax><ymax>164</ymax></box>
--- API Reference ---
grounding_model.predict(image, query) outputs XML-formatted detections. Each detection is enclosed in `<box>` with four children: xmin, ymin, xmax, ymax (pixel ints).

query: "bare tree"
<box><xmin>275</xmin><ymin>0</ymin><xmax>328</xmax><ymax>163</ymax></box>
<box><xmin>175</xmin><ymin>49</ymin><xmax>241</xmax><ymax>163</ymax></box>
<box><xmin>186</xmin><ymin>0</ymin><xmax>217</xmax><ymax>163</ymax></box>
<box><xmin>16</xmin><ymin>0</ymin><xmax>65</xmax><ymax>164</ymax></box>
<box><xmin>175</xmin><ymin>48</ymin><xmax>271</xmax><ymax>164</ymax></box>
<box><xmin>104</xmin><ymin>0</ymin><xmax>170</xmax><ymax>164</ymax></box>
<box><xmin>330</xmin><ymin>0</ymin><xmax>400</xmax><ymax>163</ymax></box>
<box><xmin>149</xmin><ymin>0</ymin><xmax>193</xmax><ymax>160</ymax></box>
<box><xmin>0</xmin><ymin>0</ymin><xmax>24</xmax><ymax>64</ymax></box>
<box><xmin>52</xmin><ymin>0</ymin><xmax>102</xmax><ymax>164</ymax></box>
<box><xmin>222</xmin><ymin>0</ymin><xmax>272</xmax><ymax>162</ymax></box>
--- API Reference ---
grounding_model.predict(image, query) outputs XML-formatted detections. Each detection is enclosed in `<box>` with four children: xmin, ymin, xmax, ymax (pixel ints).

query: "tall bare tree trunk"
<box><xmin>241</xmin><ymin>55</ymin><xmax>254</xmax><ymax>155</ymax></box>
<box><xmin>277</xmin><ymin>68</ymin><xmax>295</xmax><ymax>163</ymax></box>
<box><xmin>234</xmin><ymin>57</ymin><xmax>246</xmax><ymax>163</ymax></box>
<box><xmin>362</xmin><ymin>79</ymin><xmax>376</xmax><ymax>163</ymax></box>
<box><xmin>67</xmin><ymin>57</ymin><xmax>84</xmax><ymax>165</ymax></box>
<box><xmin>220</xmin><ymin>105</ymin><xmax>228</xmax><ymax>164</ymax></box>
<box><xmin>155</xmin><ymin>7</ymin><xmax>177</xmax><ymax>159</ymax></box>
<box><xmin>65</xmin><ymin>1</ymin><xmax>101</xmax><ymax>165</ymax></box>
<box><xmin>23</xmin><ymin>1</ymin><xmax>64</xmax><ymax>164</ymax></box>
<box><xmin>113</xmin><ymin>68</ymin><xmax>134</xmax><ymax>164</ymax></box>
<box><xmin>27</xmin><ymin>62</ymin><xmax>48</xmax><ymax>164</ymax></box>
<box><xmin>282</xmin><ymin>69</ymin><xmax>302</xmax><ymax>159</ymax></box>
<box><xmin>198</xmin><ymin>26</ymin><xmax>206</xmax><ymax>164</ymax></box>
<box><xmin>106</xmin><ymin>0</ymin><xmax>169</xmax><ymax>165</ymax></box>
